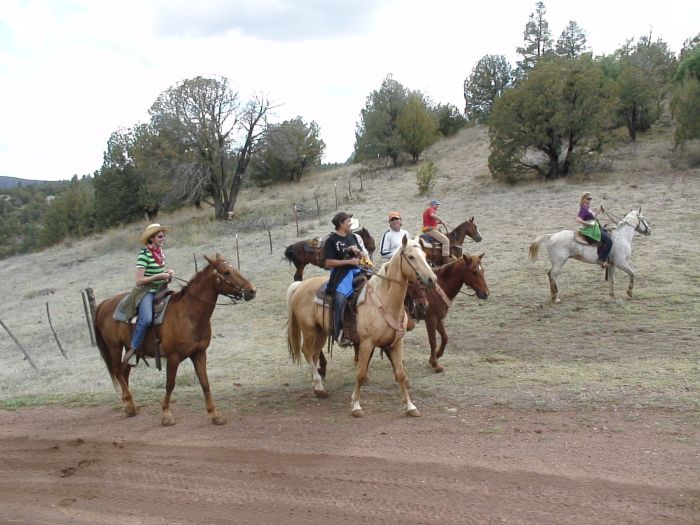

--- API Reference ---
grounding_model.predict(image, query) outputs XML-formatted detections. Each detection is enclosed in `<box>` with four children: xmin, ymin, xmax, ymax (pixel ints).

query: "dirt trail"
<box><xmin>1</xmin><ymin>405</ymin><xmax>698</xmax><ymax>524</ymax></box>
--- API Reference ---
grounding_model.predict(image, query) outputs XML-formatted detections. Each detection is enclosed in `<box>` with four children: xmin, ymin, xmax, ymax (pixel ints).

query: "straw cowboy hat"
<box><xmin>140</xmin><ymin>223</ymin><xmax>171</xmax><ymax>245</ymax></box>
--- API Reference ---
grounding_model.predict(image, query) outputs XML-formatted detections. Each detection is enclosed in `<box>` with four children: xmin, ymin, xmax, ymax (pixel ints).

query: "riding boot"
<box><xmin>123</xmin><ymin>347</ymin><xmax>138</xmax><ymax>367</ymax></box>
<box><xmin>333</xmin><ymin>292</ymin><xmax>349</xmax><ymax>345</ymax></box>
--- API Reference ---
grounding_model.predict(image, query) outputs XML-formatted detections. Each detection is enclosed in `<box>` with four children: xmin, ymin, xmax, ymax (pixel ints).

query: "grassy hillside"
<box><xmin>1</xmin><ymin>124</ymin><xmax>698</xmax><ymax>418</ymax></box>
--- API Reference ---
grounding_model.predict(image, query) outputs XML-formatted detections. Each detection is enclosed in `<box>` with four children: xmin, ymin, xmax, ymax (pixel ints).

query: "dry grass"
<box><xmin>1</xmin><ymin>124</ymin><xmax>699</xmax><ymax>417</ymax></box>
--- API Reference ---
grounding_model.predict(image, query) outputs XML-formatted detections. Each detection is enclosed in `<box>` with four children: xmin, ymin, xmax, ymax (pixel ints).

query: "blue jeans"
<box><xmin>598</xmin><ymin>229</ymin><xmax>613</xmax><ymax>262</ymax></box>
<box><xmin>130</xmin><ymin>291</ymin><xmax>154</xmax><ymax>350</ymax></box>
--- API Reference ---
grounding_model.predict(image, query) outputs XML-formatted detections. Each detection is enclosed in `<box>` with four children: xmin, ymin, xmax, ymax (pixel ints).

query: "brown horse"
<box><xmin>284</xmin><ymin>228</ymin><xmax>376</xmax><ymax>281</ymax></box>
<box><xmin>287</xmin><ymin>236</ymin><xmax>436</xmax><ymax>417</ymax></box>
<box><xmin>421</xmin><ymin>217</ymin><xmax>482</xmax><ymax>266</ymax></box>
<box><xmin>94</xmin><ymin>254</ymin><xmax>256</xmax><ymax>426</ymax></box>
<box><xmin>409</xmin><ymin>253</ymin><xmax>489</xmax><ymax>373</ymax></box>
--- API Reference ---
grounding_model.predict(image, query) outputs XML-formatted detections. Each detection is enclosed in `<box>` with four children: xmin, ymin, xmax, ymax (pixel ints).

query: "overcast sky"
<box><xmin>1</xmin><ymin>0</ymin><xmax>698</xmax><ymax>181</ymax></box>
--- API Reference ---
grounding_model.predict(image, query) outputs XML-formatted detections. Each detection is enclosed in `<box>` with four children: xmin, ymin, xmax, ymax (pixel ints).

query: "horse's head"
<box><xmin>358</xmin><ymin>228</ymin><xmax>376</xmax><ymax>258</ymax></box>
<box><xmin>397</xmin><ymin>236</ymin><xmax>437</xmax><ymax>288</ymax></box>
<box><xmin>204</xmin><ymin>254</ymin><xmax>257</xmax><ymax>302</ymax></box>
<box><xmin>405</xmin><ymin>282</ymin><xmax>428</xmax><ymax>320</ymax></box>
<box><xmin>623</xmin><ymin>208</ymin><xmax>651</xmax><ymax>237</ymax></box>
<box><xmin>452</xmin><ymin>216</ymin><xmax>482</xmax><ymax>243</ymax></box>
<box><xmin>458</xmin><ymin>253</ymin><xmax>489</xmax><ymax>300</ymax></box>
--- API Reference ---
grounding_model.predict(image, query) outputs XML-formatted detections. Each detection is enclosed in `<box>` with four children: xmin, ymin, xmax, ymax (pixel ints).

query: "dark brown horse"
<box><xmin>284</xmin><ymin>228</ymin><xmax>376</xmax><ymax>281</ymax></box>
<box><xmin>421</xmin><ymin>217</ymin><xmax>482</xmax><ymax>266</ymax></box>
<box><xmin>409</xmin><ymin>253</ymin><xmax>489</xmax><ymax>372</ymax></box>
<box><xmin>94</xmin><ymin>254</ymin><xmax>256</xmax><ymax>426</ymax></box>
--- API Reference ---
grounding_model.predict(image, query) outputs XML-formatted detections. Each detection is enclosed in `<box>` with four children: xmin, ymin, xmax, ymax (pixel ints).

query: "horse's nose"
<box><xmin>422</xmin><ymin>276</ymin><xmax>436</xmax><ymax>289</ymax></box>
<box><xmin>244</xmin><ymin>289</ymin><xmax>257</xmax><ymax>301</ymax></box>
<box><xmin>477</xmin><ymin>290</ymin><xmax>489</xmax><ymax>300</ymax></box>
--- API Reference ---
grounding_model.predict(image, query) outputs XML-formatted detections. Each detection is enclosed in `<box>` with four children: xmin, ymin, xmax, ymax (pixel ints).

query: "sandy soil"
<box><xmin>1</xmin><ymin>403</ymin><xmax>699</xmax><ymax>525</ymax></box>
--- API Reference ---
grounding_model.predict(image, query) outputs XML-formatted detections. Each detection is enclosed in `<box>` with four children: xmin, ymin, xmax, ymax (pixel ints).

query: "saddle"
<box><xmin>314</xmin><ymin>275</ymin><xmax>368</xmax><ymax>345</ymax></box>
<box><xmin>126</xmin><ymin>289</ymin><xmax>174</xmax><ymax>326</ymax></box>
<box><xmin>127</xmin><ymin>290</ymin><xmax>174</xmax><ymax>370</ymax></box>
<box><xmin>574</xmin><ymin>231</ymin><xmax>598</xmax><ymax>246</ymax></box>
<box><xmin>303</xmin><ymin>238</ymin><xmax>324</xmax><ymax>254</ymax></box>
<box><xmin>420</xmin><ymin>234</ymin><xmax>461</xmax><ymax>266</ymax></box>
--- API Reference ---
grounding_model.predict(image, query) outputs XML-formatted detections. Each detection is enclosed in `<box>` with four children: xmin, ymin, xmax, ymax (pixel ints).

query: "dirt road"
<box><xmin>1</xmin><ymin>403</ymin><xmax>698</xmax><ymax>524</ymax></box>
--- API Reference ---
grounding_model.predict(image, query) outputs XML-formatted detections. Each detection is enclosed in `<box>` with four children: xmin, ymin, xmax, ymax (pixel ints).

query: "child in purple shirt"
<box><xmin>576</xmin><ymin>192</ymin><xmax>612</xmax><ymax>267</ymax></box>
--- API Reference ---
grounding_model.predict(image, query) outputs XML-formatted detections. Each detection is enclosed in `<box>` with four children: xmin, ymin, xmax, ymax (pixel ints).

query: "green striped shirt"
<box><xmin>136</xmin><ymin>247</ymin><xmax>165</xmax><ymax>292</ymax></box>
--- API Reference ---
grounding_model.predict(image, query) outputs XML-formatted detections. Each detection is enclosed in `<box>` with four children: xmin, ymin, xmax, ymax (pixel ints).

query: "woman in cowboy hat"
<box><xmin>122</xmin><ymin>223</ymin><xmax>176</xmax><ymax>366</ymax></box>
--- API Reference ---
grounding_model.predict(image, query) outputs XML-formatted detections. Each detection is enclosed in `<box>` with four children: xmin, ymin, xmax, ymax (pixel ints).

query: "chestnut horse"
<box><xmin>286</xmin><ymin>236</ymin><xmax>436</xmax><ymax>417</ymax></box>
<box><xmin>410</xmin><ymin>254</ymin><xmax>489</xmax><ymax>373</ymax></box>
<box><xmin>421</xmin><ymin>217</ymin><xmax>482</xmax><ymax>266</ymax></box>
<box><xmin>284</xmin><ymin>228</ymin><xmax>376</xmax><ymax>281</ymax></box>
<box><xmin>94</xmin><ymin>254</ymin><xmax>256</xmax><ymax>426</ymax></box>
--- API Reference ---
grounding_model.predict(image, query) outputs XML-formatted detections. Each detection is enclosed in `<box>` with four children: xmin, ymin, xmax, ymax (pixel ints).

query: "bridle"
<box><xmin>172</xmin><ymin>265</ymin><xmax>253</xmax><ymax>306</ymax></box>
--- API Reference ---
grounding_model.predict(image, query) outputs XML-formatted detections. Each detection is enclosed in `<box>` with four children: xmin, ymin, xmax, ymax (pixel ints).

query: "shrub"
<box><xmin>416</xmin><ymin>161</ymin><xmax>436</xmax><ymax>196</ymax></box>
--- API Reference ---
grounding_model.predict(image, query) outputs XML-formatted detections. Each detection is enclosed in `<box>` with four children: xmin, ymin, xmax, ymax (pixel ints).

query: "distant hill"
<box><xmin>0</xmin><ymin>176</ymin><xmax>64</xmax><ymax>190</ymax></box>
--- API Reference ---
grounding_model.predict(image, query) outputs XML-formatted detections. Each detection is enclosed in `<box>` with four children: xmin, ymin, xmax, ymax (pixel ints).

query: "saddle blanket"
<box><xmin>126</xmin><ymin>295</ymin><xmax>172</xmax><ymax>326</ymax></box>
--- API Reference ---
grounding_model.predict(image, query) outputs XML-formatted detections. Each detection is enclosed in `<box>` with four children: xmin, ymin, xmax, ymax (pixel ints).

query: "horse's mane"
<box><xmin>169</xmin><ymin>264</ymin><xmax>211</xmax><ymax>303</ymax></box>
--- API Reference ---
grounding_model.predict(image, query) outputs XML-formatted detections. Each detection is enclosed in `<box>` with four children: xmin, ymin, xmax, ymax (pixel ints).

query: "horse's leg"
<box><xmin>615</xmin><ymin>263</ymin><xmax>635</xmax><ymax>298</ymax></box>
<box><xmin>548</xmin><ymin>260</ymin><xmax>566</xmax><ymax>303</ymax></box>
<box><xmin>117</xmin><ymin>356</ymin><xmax>137</xmax><ymax>416</ymax></box>
<box><xmin>425</xmin><ymin>317</ymin><xmax>442</xmax><ymax>373</ymax></box>
<box><xmin>318</xmin><ymin>350</ymin><xmax>327</xmax><ymax>378</ymax></box>
<box><xmin>435</xmin><ymin>318</ymin><xmax>448</xmax><ymax>361</ymax></box>
<box><xmin>304</xmin><ymin>328</ymin><xmax>328</xmax><ymax>398</ymax></box>
<box><xmin>294</xmin><ymin>261</ymin><xmax>304</xmax><ymax>282</ymax></box>
<box><xmin>351</xmin><ymin>341</ymin><xmax>374</xmax><ymax>417</ymax></box>
<box><xmin>160</xmin><ymin>355</ymin><xmax>181</xmax><ymax>426</ymax></box>
<box><xmin>607</xmin><ymin>265</ymin><xmax>616</xmax><ymax>297</ymax></box>
<box><xmin>387</xmin><ymin>340</ymin><xmax>420</xmax><ymax>417</ymax></box>
<box><xmin>190</xmin><ymin>350</ymin><xmax>225</xmax><ymax>425</ymax></box>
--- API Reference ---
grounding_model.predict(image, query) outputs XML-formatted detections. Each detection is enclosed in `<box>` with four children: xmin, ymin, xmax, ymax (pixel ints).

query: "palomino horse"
<box><xmin>315</xmin><ymin>280</ymin><xmax>428</xmax><ymax>380</ymax></box>
<box><xmin>94</xmin><ymin>254</ymin><xmax>256</xmax><ymax>426</ymax></box>
<box><xmin>529</xmin><ymin>209</ymin><xmax>651</xmax><ymax>302</ymax></box>
<box><xmin>421</xmin><ymin>217</ymin><xmax>482</xmax><ymax>266</ymax></box>
<box><xmin>287</xmin><ymin>236</ymin><xmax>436</xmax><ymax>417</ymax></box>
<box><xmin>410</xmin><ymin>254</ymin><xmax>489</xmax><ymax>373</ymax></box>
<box><xmin>284</xmin><ymin>228</ymin><xmax>376</xmax><ymax>281</ymax></box>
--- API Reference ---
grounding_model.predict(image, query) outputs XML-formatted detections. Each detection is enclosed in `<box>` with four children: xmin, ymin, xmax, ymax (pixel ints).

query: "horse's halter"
<box><xmin>211</xmin><ymin>265</ymin><xmax>252</xmax><ymax>303</ymax></box>
<box><xmin>622</xmin><ymin>213</ymin><xmax>651</xmax><ymax>236</ymax></box>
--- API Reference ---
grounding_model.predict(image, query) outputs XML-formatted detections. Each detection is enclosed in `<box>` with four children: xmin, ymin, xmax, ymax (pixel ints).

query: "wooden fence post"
<box><xmin>46</xmin><ymin>302</ymin><xmax>67</xmax><ymax>358</ymax></box>
<box><xmin>0</xmin><ymin>319</ymin><xmax>38</xmax><ymax>370</ymax></box>
<box><xmin>235</xmin><ymin>234</ymin><xmax>241</xmax><ymax>270</ymax></box>
<box><xmin>81</xmin><ymin>289</ymin><xmax>96</xmax><ymax>347</ymax></box>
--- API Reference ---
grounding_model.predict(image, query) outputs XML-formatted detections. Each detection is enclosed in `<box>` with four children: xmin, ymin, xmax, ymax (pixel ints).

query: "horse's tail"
<box><xmin>528</xmin><ymin>235</ymin><xmax>549</xmax><ymax>262</ymax></box>
<box><xmin>283</xmin><ymin>244</ymin><xmax>297</xmax><ymax>265</ymax></box>
<box><xmin>94</xmin><ymin>301</ymin><xmax>118</xmax><ymax>389</ymax></box>
<box><xmin>286</xmin><ymin>281</ymin><xmax>304</xmax><ymax>364</ymax></box>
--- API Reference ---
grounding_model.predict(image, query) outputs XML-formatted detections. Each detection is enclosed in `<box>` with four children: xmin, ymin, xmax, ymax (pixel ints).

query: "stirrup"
<box><xmin>123</xmin><ymin>348</ymin><xmax>138</xmax><ymax>367</ymax></box>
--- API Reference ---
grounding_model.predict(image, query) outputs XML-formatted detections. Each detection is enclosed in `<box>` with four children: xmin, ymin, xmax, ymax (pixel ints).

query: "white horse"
<box><xmin>529</xmin><ymin>209</ymin><xmax>651</xmax><ymax>302</ymax></box>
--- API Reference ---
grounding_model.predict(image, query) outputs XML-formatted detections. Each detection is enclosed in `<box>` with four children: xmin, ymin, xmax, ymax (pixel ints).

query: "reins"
<box><xmin>172</xmin><ymin>274</ymin><xmax>247</xmax><ymax>306</ymax></box>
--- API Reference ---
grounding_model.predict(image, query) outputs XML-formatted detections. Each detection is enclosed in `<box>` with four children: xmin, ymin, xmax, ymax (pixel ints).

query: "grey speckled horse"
<box><xmin>529</xmin><ymin>209</ymin><xmax>651</xmax><ymax>302</ymax></box>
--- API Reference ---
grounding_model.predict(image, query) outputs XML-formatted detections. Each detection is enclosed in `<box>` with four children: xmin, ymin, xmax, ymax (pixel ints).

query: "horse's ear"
<box><xmin>204</xmin><ymin>255</ymin><xmax>214</xmax><ymax>266</ymax></box>
<box><xmin>478</xmin><ymin>253</ymin><xmax>485</xmax><ymax>260</ymax></box>
<box><xmin>402</xmin><ymin>234</ymin><xmax>408</xmax><ymax>247</ymax></box>
<box><xmin>469</xmin><ymin>216</ymin><xmax>474</xmax><ymax>222</ymax></box>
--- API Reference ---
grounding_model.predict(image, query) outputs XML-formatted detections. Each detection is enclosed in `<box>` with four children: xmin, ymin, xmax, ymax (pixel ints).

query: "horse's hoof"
<box><xmin>125</xmin><ymin>406</ymin><xmax>137</xmax><ymax>417</ymax></box>
<box><xmin>554</xmin><ymin>298</ymin><xmax>561</xmax><ymax>303</ymax></box>
<box><xmin>406</xmin><ymin>408</ymin><xmax>421</xmax><ymax>418</ymax></box>
<box><xmin>351</xmin><ymin>408</ymin><xmax>365</xmax><ymax>418</ymax></box>
<box><xmin>627</xmin><ymin>291</ymin><xmax>633</xmax><ymax>298</ymax></box>
<box><xmin>314</xmin><ymin>389</ymin><xmax>328</xmax><ymax>398</ymax></box>
<box><xmin>161</xmin><ymin>415</ymin><xmax>176</xmax><ymax>426</ymax></box>
<box><xmin>212</xmin><ymin>415</ymin><xmax>227</xmax><ymax>425</ymax></box>
<box><xmin>433</xmin><ymin>365</ymin><xmax>445</xmax><ymax>374</ymax></box>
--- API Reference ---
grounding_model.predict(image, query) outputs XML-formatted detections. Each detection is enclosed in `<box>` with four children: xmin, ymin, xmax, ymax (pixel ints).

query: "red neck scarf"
<box><xmin>148</xmin><ymin>245</ymin><xmax>165</xmax><ymax>266</ymax></box>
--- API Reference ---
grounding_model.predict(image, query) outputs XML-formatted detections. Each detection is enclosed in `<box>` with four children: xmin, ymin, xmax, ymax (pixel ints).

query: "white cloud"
<box><xmin>0</xmin><ymin>0</ymin><xmax>698</xmax><ymax>180</ymax></box>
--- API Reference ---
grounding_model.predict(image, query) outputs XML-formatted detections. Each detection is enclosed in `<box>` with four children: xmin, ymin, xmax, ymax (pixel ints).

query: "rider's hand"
<box><xmin>349</xmin><ymin>257</ymin><xmax>360</xmax><ymax>266</ymax></box>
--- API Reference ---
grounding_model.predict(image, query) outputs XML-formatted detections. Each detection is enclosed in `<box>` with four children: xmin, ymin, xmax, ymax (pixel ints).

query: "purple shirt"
<box><xmin>578</xmin><ymin>205</ymin><xmax>594</xmax><ymax>221</ymax></box>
